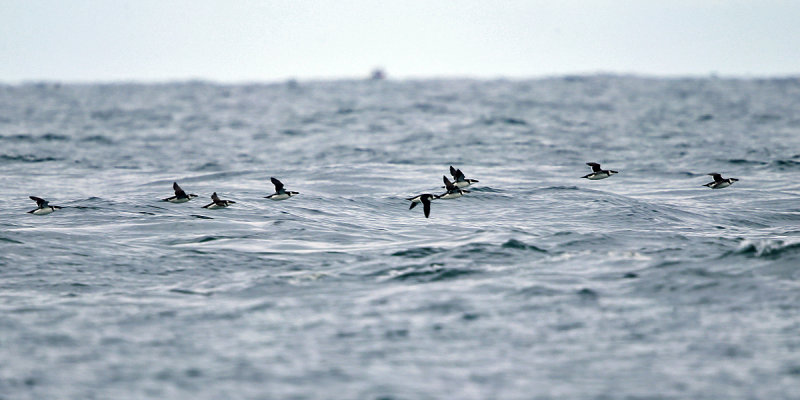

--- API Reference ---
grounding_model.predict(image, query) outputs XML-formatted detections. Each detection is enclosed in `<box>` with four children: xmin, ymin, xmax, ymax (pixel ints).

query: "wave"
<box><xmin>772</xmin><ymin>159</ymin><xmax>800</xmax><ymax>170</ymax></box>
<box><xmin>279</xmin><ymin>129</ymin><xmax>306</xmax><ymax>137</ymax></box>
<box><xmin>514</xmin><ymin>284</ymin><xmax>564</xmax><ymax>298</ymax></box>
<box><xmin>0</xmin><ymin>133</ymin><xmax>70</xmax><ymax>142</ymax></box>
<box><xmin>732</xmin><ymin>239</ymin><xmax>800</xmax><ymax>259</ymax></box>
<box><xmin>0</xmin><ymin>154</ymin><xmax>61</xmax><ymax>163</ymax></box>
<box><xmin>478</xmin><ymin>116</ymin><xmax>528</xmax><ymax>126</ymax></box>
<box><xmin>375</xmin><ymin>264</ymin><xmax>479</xmax><ymax>283</ymax></box>
<box><xmin>390</xmin><ymin>238</ymin><xmax>547</xmax><ymax>260</ymax></box>
<box><xmin>0</xmin><ymin>236</ymin><xmax>23</xmax><ymax>244</ymax></box>
<box><xmin>725</xmin><ymin>158</ymin><xmax>768</xmax><ymax>166</ymax></box>
<box><xmin>80</xmin><ymin>135</ymin><xmax>115</xmax><ymax>144</ymax></box>
<box><xmin>391</xmin><ymin>247</ymin><xmax>442</xmax><ymax>258</ymax></box>
<box><xmin>192</xmin><ymin>161</ymin><xmax>223</xmax><ymax>171</ymax></box>
<box><xmin>501</xmin><ymin>239</ymin><xmax>547</xmax><ymax>252</ymax></box>
<box><xmin>169</xmin><ymin>288</ymin><xmax>213</xmax><ymax>297</ymax></box>
<box><xmin>167</xmin><ymin>235</ymin><xmax>248</xmax><ymax>245</ymax></box>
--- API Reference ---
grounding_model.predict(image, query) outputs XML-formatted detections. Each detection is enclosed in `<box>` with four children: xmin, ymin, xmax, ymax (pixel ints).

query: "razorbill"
<box><xmin>162</xmin><ymin>182</ymin><xmax>198</xmax><ymax>203</ymax></box>
<box><xmin>406</xmin><ymin>193</ymin><xmax>434</xmax><ymax>218</ymax></box>
<box><xmin>28</xmin><ymin>196</ymin><xmax>61</xmax><ymax>215</ymax></box>
<box><xmin>448</xmin><ymin>165</ymin><xmax>479</xmax><ymax>188</ymax></box>
<box><xmin>265</xmin><ymin>177</ymin><xmax>299</xmax><ymax>200</ymax></box>
<box><xmin>202</xmin><ymin>192</ymin><xmax>235</xmax><ymax>209</ymax></box>
<box><xmin>703</xmin><ymin>173</ymin><xmax>738</xmax><ymax>189</ymax></box>
<box><xmin>582</xmin><ymin>162</ymin><xmax>619</xmax><ymax>180</ymax></box>
<box><xmin>438</xmin><ymin>175</ymin><xmax>469</xmax><ymax>199</ymax></box>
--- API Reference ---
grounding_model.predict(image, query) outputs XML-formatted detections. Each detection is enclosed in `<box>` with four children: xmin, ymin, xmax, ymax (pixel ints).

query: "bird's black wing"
<box><xmin>173</xmin><ymin>182</ymin><xmax>187</xmax><ymax>198</ymax></box>
<box><xmin>29</xmin><ymin>196</ymin><xmax>47</xmax><ymax>207</ymax></box>
<box><xmin>422</xmin><ymin>197</ymin><xmax>431</xmax><ymax>218</ymax></box>
<box><xmin>443</xmin><ymin>176</ymin><xmax>455</xmax><ymax>190</ymax></box>
<box><xmin>270</xmin><ymin>177</ymin><xmax>284</xmax><ymax>192</ymax></box>
<box><xmin>587</xmin><ymin>162</ymin><xmax>602</xmax><ymax>172</ymax></box>
<box><xmin>709</xmin><ymin>173</ymin><xmax>723</xmax><ymax>182</ymax></box>
<box><xmin>449</xmin><ymin>166</ymin><xmax>458</xmax><ymax>178</ymax></box>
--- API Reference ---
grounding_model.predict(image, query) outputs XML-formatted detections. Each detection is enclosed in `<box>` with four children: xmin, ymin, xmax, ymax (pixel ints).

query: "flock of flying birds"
<box><xmin>26</xmin><ymin>177</ymin><xmax>299</xmax><ymax>215</ymax></box>
<box><xmin>403</xmin><ymin>164</ymin><xmax>736</xmax><ymax>218</ymax></box>
<box><xmin>25</xmin><ymin>164</ymin><xmax>739</xmax><ymax>217</ymax></box>
<box><xmin>405</xmin><ymin>166</ymin><xmax>479</xmax><ymax>218</ymax></box>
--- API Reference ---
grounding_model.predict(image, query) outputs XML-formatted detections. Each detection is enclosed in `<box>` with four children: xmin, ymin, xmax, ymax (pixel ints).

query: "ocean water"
<box><xmin>1</xmin><ymin>76</ymin><xmax>799</xmax><ymax>399</ymax></box>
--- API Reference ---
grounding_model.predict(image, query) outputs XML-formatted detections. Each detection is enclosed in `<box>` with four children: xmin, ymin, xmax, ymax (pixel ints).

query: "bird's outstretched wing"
<box><xmin>443</xmin><ymin>176</ymin><xmax>456</xmax><ymax>190</ymax></box>
<box><xmin>173</xmin><ymin>182</ymin><xmax>187</xmax><ymax>197</ymax></box>
<box><xmin>422</xmin><ymin>196</ymin><xmax>431</xmax><ymax>218</ymax></box>
<box><xmin>29</xmin><ymin>196</ymin><xmax>47</xmax><ymax>207</ymax></box>
<box><xmin>271</xmin><ymin>177</ymin><xmax>284</xmax><ymax>192</ymax></box>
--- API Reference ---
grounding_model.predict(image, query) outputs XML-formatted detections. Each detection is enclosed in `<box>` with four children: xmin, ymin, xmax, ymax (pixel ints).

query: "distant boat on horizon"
<box><xmin>370</xmin><ymin>68</ymin><xmax>386</xmax><ymax>80</ymax></box>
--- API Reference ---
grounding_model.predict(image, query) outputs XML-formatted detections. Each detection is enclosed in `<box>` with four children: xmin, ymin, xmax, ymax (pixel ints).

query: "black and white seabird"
<box><xmin>162</xmin><ymin>182</ymin><xmax>198</xmax><ymax>203</ymax></box>
<box><xmin>27</xmin><ymin>196</ymin><xmax>61</xmax><ymax>215</ymax></box>
<box><xmin>202</xmin><ymin>192</ymin><xmax>236</xmax><ymax>209</ymax></box>
<box><xmin>406</xmin><ymin>193</ymin><xmax>435</xmax><ymax>218</ymax></box>
<box><xmin>582</xmin><ymin>162</ymin><xmax>619</xmax><ymax>180</ymax></box>
<box><xmin>265</xmin><ymin>177</ymin><xmax>299</xmax><ymax>201</ymax></box>
<box><xmin>438</xmin><ymin>175</ymin><xmax>470</xmax><ymax>199</ymax></box>
<box><xmin>448</xmin><ymin>166</ymin><xmax>479</xmax><ymax>188</ymax></box>
<box><xmin>703</xmin><ymin>173</ymin><xmax>739</xmax><ymax>189</ymax></box>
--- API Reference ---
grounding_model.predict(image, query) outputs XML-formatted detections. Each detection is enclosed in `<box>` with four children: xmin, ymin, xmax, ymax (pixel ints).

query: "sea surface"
<box><xmin>1</xmin><ymin>76</ymin><xmax>799</xmax><ymax>399</ymax></box>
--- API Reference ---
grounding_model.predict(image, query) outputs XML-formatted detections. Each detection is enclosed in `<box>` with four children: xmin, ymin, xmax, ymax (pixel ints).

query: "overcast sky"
<box><xmin>2</xmin><ymin>0</ymin><xmax>799</xmax><ymax>82</ymax></box>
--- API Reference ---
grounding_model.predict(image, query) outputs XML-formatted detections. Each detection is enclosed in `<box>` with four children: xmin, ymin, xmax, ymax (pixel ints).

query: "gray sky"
<box><xmin>2</xmin><ymin>0</ymin><xmax>799</xmax><ymax>82</ymax></box>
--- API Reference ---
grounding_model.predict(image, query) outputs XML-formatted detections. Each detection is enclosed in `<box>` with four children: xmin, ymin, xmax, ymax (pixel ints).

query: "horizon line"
<box><xmin>3</xmin><ymin>71</ymin><xmax>800</xmax><ymax>86</ymax></box>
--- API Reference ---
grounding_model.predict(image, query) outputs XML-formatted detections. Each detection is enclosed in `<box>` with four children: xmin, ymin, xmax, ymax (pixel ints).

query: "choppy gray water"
<box><xmin>1</xmin><ymin>76</ymin><xmax>800</xmax><ymax>399</ymax></box>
